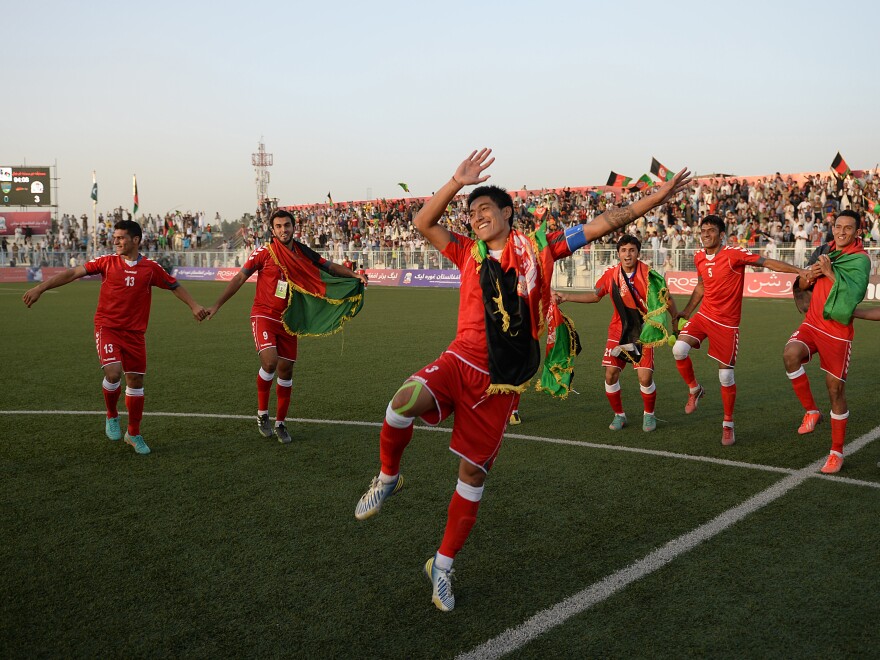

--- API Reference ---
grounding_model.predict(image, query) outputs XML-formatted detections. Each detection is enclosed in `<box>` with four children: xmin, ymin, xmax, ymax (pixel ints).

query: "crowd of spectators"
<box><xmin>4</xmin><ymin>170</ymin><xmax>879</xmax><ymax>271</ymax></box>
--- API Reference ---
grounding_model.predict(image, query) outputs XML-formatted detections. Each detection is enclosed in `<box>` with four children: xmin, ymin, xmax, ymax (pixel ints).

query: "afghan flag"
<box><xmin>822</xmin><ymin>243</ymin><xmax>870</xmax><ymax>325</ymax></box>
<box><xmin>608</xmin><ymin>262</ymin><xmax>672</xmax><ymax>364</ymax></box>
<box><xmin>132</xmin><ymin>175</ymin><xmax>139</xmax><ymax>214</ymax></box>
<box><xmin>865</xmin><ymin>197</ymin><xmax>880</xmax><ymax>214</ymax></box>
<box><xmin>606</xmin><ymin>171</ymin><xmax>633</xmax><ymax>188</ymax></box>
<box><xmin>398</xmin><ymin>182</ymin><xmax>410</xmax><ymax>193</ymax></box>
<box><xmin>628</xmin><ymin>174</ymin><xmax>654</xmax><ymax>192</ymax></box>
<box><xmin>326</xmin><ymin>192</ymin><xmax>334</xmax><ymax>207</ymax></box>
<box><xmin>267</xmin><ymin>239</ymin><xmax>365</xmax><ymax>337</ymax></box>
<box><xmin>830</xmin><ymin>152</ymin><xmax>850</xmax><ymax>178</ymax></box>
<box><xmin>91</xmin><ymin>171</ymin><xmax>98</xmax><ymax>203</ymax></box>
<box><xmin>536</xmin><ymin>304</ymin><xmax>581</xmax><ymax>399</ymax></box>
<box><xmin>650</xmin><ymin>157</ymin><xmax>674</xmax><ymax>182</ymax></box>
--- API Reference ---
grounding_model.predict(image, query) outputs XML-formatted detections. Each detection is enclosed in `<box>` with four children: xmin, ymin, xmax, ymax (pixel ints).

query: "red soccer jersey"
<box><xmin>594</xmin><ymin>262</ymin><xmax>651</xmax><ymax>341</ymax></box>
<box><xmin>84</xmin><ymin>254</ymin><xmax>178</xmax><ymax>333</ymax></box>
<box><xmin>803</xmin><ymin>242</ymin><xmax>869</xmax><ymax>341</ymax></box>
<box><xmin>693</xmin><ymin>245</ymin><xmax>762</xmax><ymax>327</ymax></box>
<box><xmin>441</xmin><ymin>230</ymin><xmax>573</xmax><ymax>371</ymax></box>
<box><xmin>242</xmin><ymin>241</ymin><xmax>329</xmax><ymax>320</ymax></box>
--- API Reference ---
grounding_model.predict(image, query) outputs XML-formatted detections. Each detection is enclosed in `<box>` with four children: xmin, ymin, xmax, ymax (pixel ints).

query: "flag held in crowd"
<box><xmin>650</xmin><ymin>157</ymin><xmax>675</xmax><ymax>182</ymax></box>
<box><xmin>830</xmin><ymin>152</ymin><xmax>851</xmax><ymax>178</ymax></box>
<box><xmin>326</xmin><ymin>191</ymin><xmax>334</xmax><ymax>207</ymax></box>
<box><xmin>91</xmin><ymin>172</ymin><xmax>98</xmax><ymax>203</ymax></box>
<box><xmin>132</xmin><ymin>175</ymin><xmax>139</xmax><ymax>214</ymax></box>
<box><xmin>605</xmin><ymin>171</ymin><xmax>632</xmax><ymax>188</ymax></box>
<box><xmin>398</xmin><ymin>182</ymin><xmax>410</xmax><ymax>193</ymax></box>
<box><xmin>628</xmin><ymin>174</ymin><xmax>654</xmax><ymax>192</ymax></box>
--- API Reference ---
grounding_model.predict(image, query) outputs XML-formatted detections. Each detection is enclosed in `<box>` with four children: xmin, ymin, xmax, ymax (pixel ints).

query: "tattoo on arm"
<box><xmin>603</xmin><ymin>207</ymin><xmax>636</xmax><ymax>230</ymax></box>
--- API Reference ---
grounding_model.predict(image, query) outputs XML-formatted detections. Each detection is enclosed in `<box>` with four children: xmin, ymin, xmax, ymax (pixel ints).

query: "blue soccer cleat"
<box><xmin>354</xmin><ymin>474</ymin><xmax>403</xmax><ymax>520</ymax></box>
<box><xmin>105</xmin><ymin>416</ymin><xmax>122</xmax><ymax>441</ymax></box>
<box><xmin>124</xmin><ymin>432</ymin><xmax>151</xmax><ymax>455</ymax></box>
<box><xmin>424</xmin><ymin>555</ymin><xmax>455</xmax><ymax>612</ymax></box>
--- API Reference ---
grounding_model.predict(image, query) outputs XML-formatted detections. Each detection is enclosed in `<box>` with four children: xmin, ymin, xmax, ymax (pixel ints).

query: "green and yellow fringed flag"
<box><xmin>536</xmin><ymin>305</ymin><xmax>581</xmax><ymax>399</ymax></box>
<box><xmin>639</xmin><ymin>268</ymin><xmax>672</xmax><ymax>347</ymax></box>
<box><xmin>267</xmin><ymin>239</ymin><xmax>365</xmax><ymax>337</ymax></box>
<box><xmin>822</xmin><ymin>246</ymin><xmax>870</xmax><ymax>325</ymax></box>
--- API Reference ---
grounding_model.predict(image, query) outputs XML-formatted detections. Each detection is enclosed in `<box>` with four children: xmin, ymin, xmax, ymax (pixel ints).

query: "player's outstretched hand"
<box><xmin>453</xmin><ymin>149</ymin><xmax>495</xmax><ymax>187</ymax></box>
<box><xmin>22</xmin><ymin>287</ymin><xmax>41</xmax><ymax>308</ymax></box>
<box><xmin>193</xmin><ymin>305</ymin><xmax>210</xmax><ymax>322</ymax></box>
<box><xmin>652</xmin><ymin>168</ymin><xmax>693</xmax><ymax>205</ymax></box>
<box><xmin>356</xmin><ymin>273</ymin><xmax>368</xmax><ymax>286</ymax></box>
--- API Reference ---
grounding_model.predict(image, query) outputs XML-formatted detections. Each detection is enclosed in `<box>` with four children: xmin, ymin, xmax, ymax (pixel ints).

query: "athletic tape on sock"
<box><xmin>277</xmin><ymin>377</ymin><xmax>293</xmax><ymax>388</ymax></box>
<box><xmin>830</xmin><ymin>410</ymin><xmax>850</xmax><ymax>421</ymax></box>
<box><xmin>672</xmin><ymin>340</ymin><xmax>691</xmax><ymax>361</ymax></box>
<box><xmin>258</xmin><ymin>368</ymin><xmax>275</xmax><ymax>382</ymax></box>
<box><xmin>718</xmin><ymin>369</ymin><xmax>735</xmax><ymax>387</ymax></box>
<box><xmin>456</xmin><ymin>479</ymin><xmax>484</xmax><ymax>502</ymax></box>
<box><xmin>385</xmin><ymin>402</ymin><xmax>414</xmax><ymax>429</ymax></box>
<box><xmin>125</xmin><ymin>387</ymin><xmax>144</xmax><ymax>397</ymax></box>
<box><xmin>102</xmin><ymin>378</ymin><xmax>122</xmax><ymax>392</ymax></box>
<box><xmin>605</xmin><ymin>381</ymin><xmax>622</xmax><ymax>393</ymax></box>
<box><xmin>786</xmin><ymin>367</ymin><xmax>806</xmax><ymax>379</ymax></box>
<box><xmin>640</xmin><ymin>382</ymin><xmax>656</xmax><ymax>395</ymax></box>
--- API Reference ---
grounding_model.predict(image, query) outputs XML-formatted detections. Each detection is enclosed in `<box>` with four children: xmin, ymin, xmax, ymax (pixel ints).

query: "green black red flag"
<box><xmin>628</xmin><ymin>174</ymin><xmax>654</xmax><ymax>192</ymax></box>
<box><xmin>830</xmin><ymin>152</ymin><xmax>851</xmax><ymax>178</ymax></box>
<box><xmin>650</xmin><ymin>157</ymin><xmax>674</xmax><ymax>182</ymax></box>
<box><xmin>606</xmin><ymin>171</ymin><xmax>633</xmax><ymax>188</ymax></box>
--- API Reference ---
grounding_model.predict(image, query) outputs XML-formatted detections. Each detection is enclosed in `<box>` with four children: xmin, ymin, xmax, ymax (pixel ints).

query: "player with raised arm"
<box><xmin>207</xmin><ymin>209</ymin><xmax>367</xmax><ymax>444</ymax></box>
<box><xmin>673</xmin><ymin>215</ymin><xmax>807</xmax><ymax>446</ymax></box>
<box><xmin>783</xmin><ymin>210</ymin><xmax>871</xmax><ymax>473</ymax></box>
<box><xmin>22</xmin><ymin>220</ymin><xmax>208</xmax><ymax>454</ymax></box>
<box><xmin>354</xmin><ymin>149</ymin><xmax>691</xmax><ymax>611</ymax></box>
<box><xmin>555</xmin><ymin>235</ymin><xmax>677</xmax><ymax>433</ymax></box>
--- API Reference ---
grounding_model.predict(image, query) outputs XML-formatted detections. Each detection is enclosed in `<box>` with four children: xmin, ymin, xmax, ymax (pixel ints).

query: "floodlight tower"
<box><xmin>252</xmin><ymin>137</ymin><xmax>273</xmax><ymax>209</ymax></box>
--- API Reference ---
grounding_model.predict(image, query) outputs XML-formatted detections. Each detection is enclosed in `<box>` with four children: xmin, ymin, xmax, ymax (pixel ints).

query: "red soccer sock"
<box><xmin>788</xmin><ymin>371</ymin><xmax>818</xmax><ymax>411</ymax></box>
<box><xmin>830</xmin><ymin>411</ymin><xmax>848</xmax><ymax>454</ymax></box>
<box><xmin>675</xmin><ymin>357</ymin><xmax>698</xmax><ymax>388</ymax></box>
<box><xmin>125</xmin><ymin>389</ymin><xmax>145</xmax><ymax>436</ymax></box>
<box><xmin>102</xmin><ymin>381</ymin><xmax>122</xmax><ymax>419</ymax></box>
<box><xmin>721</xmin><ymin>384</ymin><xmax>736</xmax><ymax>422</ymax></box>
<box><xmin>640</xmin><ymin>388</ymin><xmax>657</xmax><ymax>415</ymax></box>
<box><xmin>275</xmin><ymin>380</ymin><xmax>292</xmax><ymax>423</ymax></box>
<box><xmin>256</xmin><ymin>370</ymin><xmax>273</xmax><ymax>412</ymax></box>
<box><xmin>605</xmin><ymin>382</ymin><xmax>624</xmax><ymax>415</ymax></box>
<box><xmin>379</xmin><ymin>420</ymin><xmax>414</xmax><ymax>476</ymax></box>
<box><xmin>438</xmin><ymin>489</ymin><xmax>481</xmax><ymax>559</ymax></box>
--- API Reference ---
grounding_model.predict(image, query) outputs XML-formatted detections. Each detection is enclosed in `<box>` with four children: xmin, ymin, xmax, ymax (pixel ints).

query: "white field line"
<box><xmin>1</xmin><ymin>410</ymin><xmax>878</xmax><ymax>486</ymax></box>
<box><xmin>458</xmin><ymin>422</ymin><xmax>880</xmax><ymax>660</ymax></box>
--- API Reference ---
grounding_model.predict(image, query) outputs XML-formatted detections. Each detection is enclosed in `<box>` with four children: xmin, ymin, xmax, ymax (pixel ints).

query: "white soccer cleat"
<box><xmin>424</xmin><ymin>555</ymin><xmax>455</xmax><ymax>612</ymax></box>
<box><xmin>354</xmin><ymin>475</ymin><xmax>403</xmax><ymax>520</ymax></box>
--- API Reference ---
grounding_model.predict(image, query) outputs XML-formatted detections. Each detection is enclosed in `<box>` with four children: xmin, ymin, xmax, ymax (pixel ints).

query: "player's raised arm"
<box><xmin>413</xmin><ymin>149</ymin><xmax>494</xmax><ymax>251</ymax></box>
<box><xmin>22</xmin><ymin>265</ymin><xmax>88</xmax><ymax>307</ymax></box>
<box><xmin>584</xmin><ymin>168</ymin><xmax>692</xmax><ymax>243</ymax></box>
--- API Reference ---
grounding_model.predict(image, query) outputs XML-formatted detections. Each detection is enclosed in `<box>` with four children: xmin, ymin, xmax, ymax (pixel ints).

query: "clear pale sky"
<box><xmin>5</xmin><ymin>0</ymin><xmax>878</xmax><ymax>219</ymax></box>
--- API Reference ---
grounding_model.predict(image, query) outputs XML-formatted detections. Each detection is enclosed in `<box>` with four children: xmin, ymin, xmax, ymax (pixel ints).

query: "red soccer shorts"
<box><xmin>602</xmin><ymin>338</ymin><xmax>655</xmax><ymax>371</ymax></box>
<box><xmin>786</xmin><ymin>322</ymin><xmax>852</xmax><ymax>382</ymax></box>
<box><xmin>409</xmin><ymin>351</ymin><xmax>518</xmax><ymax>473</ymax></box>
<box><xmin>251</xmin><ymin>316</ymin><xmax>298</xmax><ymax>362</ymax></box>
<box><xmin>679</xmin><ymin>312</ymin><xmax>739</xmax><ymax>367</ymax></box>
<box><xmin>95</xmin><ymin>326</ymin><xmax>147</xmax><ymax>374</ymax></box>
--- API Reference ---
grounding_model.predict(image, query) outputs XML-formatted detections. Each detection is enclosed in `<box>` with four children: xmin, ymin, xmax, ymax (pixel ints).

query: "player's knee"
<box><xmin>389</xmin><ymin>380</ymin><xmax>421</xmax><ymax>418</ymax></box>
<box><xmin>672</xmin><ymin>340</ymin><xmax>691</xmax><ymax>361</ymax></box>
<box><xmin>718</xmin><ymin>368</ymin><xmax>735</xmax><ymax>387</ymax></box>
<box><xmin>385</xmin><ymin>402</ymin><xmax>414</xmax><ymax>429</ymax></box>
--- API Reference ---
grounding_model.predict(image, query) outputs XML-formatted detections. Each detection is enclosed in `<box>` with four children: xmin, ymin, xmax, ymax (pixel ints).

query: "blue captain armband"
<box><xmin>564</xmin><ymin>224</ymin><xmax>589</xmax><ymax>252</ymax></box>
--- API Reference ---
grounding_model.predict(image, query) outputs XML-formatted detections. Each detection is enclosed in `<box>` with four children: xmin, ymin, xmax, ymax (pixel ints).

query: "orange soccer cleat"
<box><xmin>820</xmin><ymin>452</ymin><xmax>843</xmax><ymax>474</ymax></box>
<box><xmin>721</xmin><ymin>425</ymin><xmax>735</xmax><ymax>446</ymax></box>
<box><xmin>798</xmin><ymin>411</ymin><xmax>823</xmax><ymax>435</ymax></box>
<box><xmin>685</xmin><ymin>386</ymin><xmax>705</xmax><ymax>414</ymax></box>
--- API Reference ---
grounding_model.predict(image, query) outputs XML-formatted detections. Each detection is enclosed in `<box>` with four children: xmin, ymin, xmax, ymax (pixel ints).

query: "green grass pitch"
<box><xmin>1</xmin><ymin>281</ymin><xmax>879</xmax><ymax>658</ymax></box>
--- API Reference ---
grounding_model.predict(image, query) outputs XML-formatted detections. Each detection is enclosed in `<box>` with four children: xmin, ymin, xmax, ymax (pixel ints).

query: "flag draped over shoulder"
<box><xmin>473</xmin><ymin>223</ymin><xmax>557</xmax><ymax>395</ymax></box>
<box><xmin>823</xmin><ymin>241</ymin><xmax>870</xmax><ymax>325</ymax></box>
<box><xmin>267</xmin><ymin>239</ymin><xmax>365</xmax><ymax>337</ymax></box>
<box><xmin>609</xmin><ymin>262</ymin><xmax>672</xmax><ymax>364</ymax></box>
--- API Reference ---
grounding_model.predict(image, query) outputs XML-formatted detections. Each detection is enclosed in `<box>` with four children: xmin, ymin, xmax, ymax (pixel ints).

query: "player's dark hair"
<box><xmin>617</xmin><ymin>234</ymin><xmax>641</xmax><ymax>253</ymax></box>
<box><xmin>114</xmin><ymin>220</ymin><xmax>142</xmax><ymax>241</ymax></box>
<box><xmin>835</xmin><ymin>209</ymin><xmax>861</xmax><ymax>229</ymax></box>
<box><xmin>700</xmin><ymin>214</ymin><xmax>725</xmax><ymax>233</ymax></box>
<box><xmin>468</xmin><ymin>185</ymin><xmax>514</xmax><ymax>227</ymax></box>
<box><xmin>270</xmin><ymin>209</ymin><xmax>294</xmax><ymax>224</ymax></box>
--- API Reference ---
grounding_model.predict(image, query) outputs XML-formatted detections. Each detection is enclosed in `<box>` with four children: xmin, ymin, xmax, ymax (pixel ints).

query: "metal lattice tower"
<box><xmin>252</xmin><ymin>137</ymin><xmax>273</xmax><ymax>208</ymax></box>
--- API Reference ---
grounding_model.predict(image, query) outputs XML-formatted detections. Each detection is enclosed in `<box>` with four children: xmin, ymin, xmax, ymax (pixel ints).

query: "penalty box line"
<box><xmin>1</xmin><ymin>410</ymin><xmax>878</xmax><ymax>489</ymax></box>
<box><xmin>457</xmin><ymin>422</ymin><xmax>880</xmax><ymax>660</ymax></box>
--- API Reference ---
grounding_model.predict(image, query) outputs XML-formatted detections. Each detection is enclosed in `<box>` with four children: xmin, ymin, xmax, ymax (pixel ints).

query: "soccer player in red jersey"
<box><xmin>354</xmin><ymin>149</ymin><xmax>691</xmax><ymax>611</ymax></box>
<box><xmin>673</xmin><ymin>215</ymin><xmax>806</xmax><ymax>446</ymax></box>
<box><xmin>783</xmin><ymin>210</ymin><xmax>871</xmax><ymax>474</ymax></box>
<box><xmin>207</xmin><ymin>210</ymin><xmax>367</xmax><ymax>444</ymax></box>
<box><xmin>22</xmin><ymin>220</ymin><xmax>208</xmax><ymax>454</ymax></box>
<box><xmin>555</xmin><ymin>235</ymin><xmax>677</xmax><ymax>433</ymax></box>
